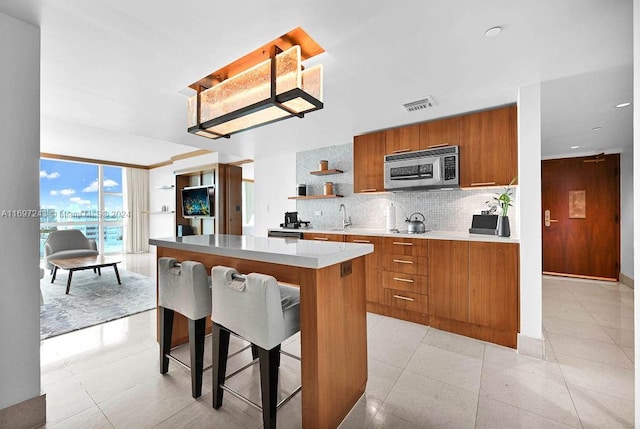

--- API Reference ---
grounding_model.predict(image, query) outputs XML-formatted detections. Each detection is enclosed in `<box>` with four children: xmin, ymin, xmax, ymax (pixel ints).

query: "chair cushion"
<box><xmin>158</xmin><ymin>257</ymin><xmax>212</xmax><ymax>320</ymax></box>
<box><xmin>48</xmin><ymin>249</ymin><xmax>98</xmax><ymax>262</ymax></box>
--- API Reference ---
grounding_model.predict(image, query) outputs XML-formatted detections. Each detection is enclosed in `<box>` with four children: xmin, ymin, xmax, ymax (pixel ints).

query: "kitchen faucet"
<box><xmin>339</xmin><ymin>203</ymin><xmax>352</xmax><ymax>229</ymax></box>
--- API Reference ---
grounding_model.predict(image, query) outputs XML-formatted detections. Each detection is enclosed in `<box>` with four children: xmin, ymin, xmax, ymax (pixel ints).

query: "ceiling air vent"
<box><xmin>402</xmin><ymin>96</ymin><xmax>437</xmax><ymax>113</ymax></box>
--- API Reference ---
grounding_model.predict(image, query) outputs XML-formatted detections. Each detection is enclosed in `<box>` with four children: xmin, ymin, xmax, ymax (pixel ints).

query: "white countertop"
<box><xmin>268</xmin><ymin>227</ymin><xmax>520</xmax><ymax>244</ymax></box>
<box><xmin>149</xmin><ymin>234</ymin><xmax>374</xmax><ymax>269</ymax></box>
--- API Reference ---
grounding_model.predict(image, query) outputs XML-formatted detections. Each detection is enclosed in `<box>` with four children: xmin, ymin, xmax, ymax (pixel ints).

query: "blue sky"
<box><xmin>39</xmin><ymin>159</ymin><xmax>123</xmax><ymax>213</ymax></box>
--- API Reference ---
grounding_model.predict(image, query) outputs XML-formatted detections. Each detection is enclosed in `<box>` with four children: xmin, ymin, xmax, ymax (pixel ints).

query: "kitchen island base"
<box><xmin>155</xmin><ymin>246</ymin><xmax>368</xmax><ymax>429</ymax></box>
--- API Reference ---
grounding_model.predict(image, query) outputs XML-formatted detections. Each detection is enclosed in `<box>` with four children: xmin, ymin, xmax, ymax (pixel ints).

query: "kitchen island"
<box><xmin>149</xmin><ymin>234</ymin><xmax>373</xmax><ymax>429</ymax></box>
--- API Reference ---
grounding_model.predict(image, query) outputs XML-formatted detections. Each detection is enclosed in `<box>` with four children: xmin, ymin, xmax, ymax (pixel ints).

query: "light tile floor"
<box><xmin>39</xmin><ymin>255</ymin><xmax>634</xmax><ymax>428</ymax></box>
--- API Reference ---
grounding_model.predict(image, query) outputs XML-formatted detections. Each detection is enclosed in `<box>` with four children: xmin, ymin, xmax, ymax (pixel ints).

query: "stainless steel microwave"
<box><xmin>384</xmin><ymin>146</ymin><xmax>459</xmax><ymax>191</ymax></box>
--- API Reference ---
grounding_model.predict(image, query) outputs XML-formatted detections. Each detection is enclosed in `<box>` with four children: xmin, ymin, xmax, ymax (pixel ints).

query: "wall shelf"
<box><xmin>143</xmin><ymin>210</ymin><xmax>176</xmax><ymax>214</ymax></box>
<box><xmin>155</xmin><ymin>185</ymin><xmax>175</xmax><ymax>190</ymax></box>
<box><xmin>288</xmin><ymin>194</ymin><xmax>344</xmax><ymax>200</ymax></box>
<box><xmin>310</xmin><ymin>169</ymin><xmax>343</xmax><ymax>176</ymax></box>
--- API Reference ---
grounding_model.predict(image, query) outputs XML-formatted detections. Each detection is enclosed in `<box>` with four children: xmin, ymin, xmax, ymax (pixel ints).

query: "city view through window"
<box><xmin>39</xmin><ymin>159</ymin><xmax>125</xmax><ymax>257</ymax></box>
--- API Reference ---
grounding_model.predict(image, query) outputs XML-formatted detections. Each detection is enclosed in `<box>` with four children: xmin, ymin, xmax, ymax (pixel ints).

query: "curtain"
<box><xmin>123</xmin><ymin>168</ymin><xmax>149</xmax><ymax>253</ymax></box>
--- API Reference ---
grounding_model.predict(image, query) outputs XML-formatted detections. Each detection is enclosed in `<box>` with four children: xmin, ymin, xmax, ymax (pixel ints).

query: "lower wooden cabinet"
<box><xmin>383</xmin><ymin>289</ymin><xmax>428</xmax><ymax>313</ymax></box>
<box><xmin>428</xmin><ymin>239</ymin><xmax>520</xmax><ymax>348</ymax></box>
<box><xmin>302</xmin><ymin>232</ymin><xmax>344</xmax><ymax>242</ymax></box>
<box><xmin>346</xmin><ymin>235</ymin><xmax>383</xmax><ymax>305</ymax></box>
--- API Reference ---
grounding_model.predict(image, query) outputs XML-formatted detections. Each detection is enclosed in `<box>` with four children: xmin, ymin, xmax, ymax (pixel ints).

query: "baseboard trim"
<box><xmin>620</xmin><ymin>273</ymin><xmax>634</xmax><ymax>289</ymax></box>
<box><xmin>517</xmin><ymin>334</ymin><xmax>546</xmax><ymax>360</ymax></box>
<box><xmin>0</xmin><ymin>393</ymin><xmax>46</xmax><ymax>429</ymax></box>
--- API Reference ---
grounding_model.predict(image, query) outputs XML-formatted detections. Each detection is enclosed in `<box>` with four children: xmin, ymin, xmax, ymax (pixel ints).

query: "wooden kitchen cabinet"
<box><xmin>346</xmin><ymin>235</ymin><xmax>383</xmax><ymax>305</ymax></box>
<box><xmin>419</xmin><ymin>116</ymin><xmax>460</xmax><ymax>150</ymax></box>
<box><xmin>428</xmin><ymin>240</ymin><xmax>469</xmax><ymax>323</ymax></box>
<box><xmin>428</xmin><ymin>239</ymin><xmax>519</xmax><ymax>348</ymax></box>
<box><xmin>353</xmin><ymin>131</ymin><xmax>385</xmax><ymax>193</ymax></box>
<box><xmin>459</xmin><ymin>105</ymin><xmax>517</xmax><ymax>188</ymax></box>
<box><xmin>469</xmin><ymin>241</ymin><xmax>519</xmax><ymax>333</ymax></box>
<box><xmin>302</xmin><ymin>232</ymin><xmax>345</xmax><ymax>242</ymax></box>
<box><xmin>385</xmin><ymin>124</ymin><xmax>420</xmax><ymax>154</ymax></box>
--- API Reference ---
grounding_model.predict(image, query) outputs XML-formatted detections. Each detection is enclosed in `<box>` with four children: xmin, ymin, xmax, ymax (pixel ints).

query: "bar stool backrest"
<box><xmin>158</xmin><ymin>257</ymin><xmax>211</xmax><ymax>320</ymax></box>
<box><xmin>211</xmin><ymin>266</ymin><xmax>287</xmax><ymax>351</ymax></box>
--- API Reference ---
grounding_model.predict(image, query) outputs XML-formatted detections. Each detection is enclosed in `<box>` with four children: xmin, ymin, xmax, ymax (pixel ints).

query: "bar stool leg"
<box><xmin>188</xmin><ymin>317</ymin><xmax>207</xmax><ymax>398</ymax></box>
<box><xmin>212</xmin><ymin>323</ymin><xmax>230</xmax><ymax>409</ymax></box>
<box><xmin>258</xmin><ymin>345</ymin><xmax>280</xmax><ymax>429</ymax></box>
<box><xmin>159</xmin><ymin>307</ymin><xmax>174</xmax><ymax>374</ymax></box>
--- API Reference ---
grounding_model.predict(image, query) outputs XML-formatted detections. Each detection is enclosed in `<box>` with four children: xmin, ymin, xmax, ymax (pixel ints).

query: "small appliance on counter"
<box><xmin>405</xmin><ymin>212</ymin><xmax>427</xmax><ymax>233</ymax></box>
<box><xmin>469</xmin><ymin>214</ymin><xmax>499</xmax><ymax>235</ymax></box>
<box><xmin>280</xmin><ymin>211</ymin><xmax>311</xmax><ymax>229</ymax></box>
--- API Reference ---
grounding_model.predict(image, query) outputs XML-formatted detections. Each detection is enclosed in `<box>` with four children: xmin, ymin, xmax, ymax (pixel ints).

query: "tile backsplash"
<box><xmin>296</xmin><ymin>143</ymin><xmax>518</xmax><ymax>233</ymax></box>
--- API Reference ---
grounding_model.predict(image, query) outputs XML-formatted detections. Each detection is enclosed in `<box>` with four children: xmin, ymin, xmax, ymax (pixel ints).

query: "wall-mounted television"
<box><xmin>181</xmin><ymin>185</ymin><xmax>215</xmax><ymax>218</ymax></box>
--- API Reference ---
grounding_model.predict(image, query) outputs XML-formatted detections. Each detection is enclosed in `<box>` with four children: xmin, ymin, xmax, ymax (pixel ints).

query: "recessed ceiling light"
<box><xmin>485</xmin><ymin>26</ymin><xmax>502</xmax><ymax>37</ymax></box>
<box><xmin>570</xmin><ymin>145</ymin><xmax>580</xmax><ymax>149</ymax></box>
<box><xmin>592</xmin><ymin>126</ymin><xmax>602</xmax><ymax>131</ymax></box>
<box><xmin>615</xmin><ymin>102</ymin><xmax>631</xmax><ymax>108</ymax></box>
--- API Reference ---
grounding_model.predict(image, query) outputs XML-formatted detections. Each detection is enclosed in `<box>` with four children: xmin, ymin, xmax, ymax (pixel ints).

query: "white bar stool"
<box><xmin>158</xmin><ymin>257</ymin><xmax>211</xmax><ymax>398</ymax></box>
<box><xmin>210</xmin><ymin>266</ymin><xmax>301</xmax><ymax>429</ymax></box>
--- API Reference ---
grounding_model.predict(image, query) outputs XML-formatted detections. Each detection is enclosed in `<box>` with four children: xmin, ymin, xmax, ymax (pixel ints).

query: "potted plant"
<box><xmin>489</xmin><ymin>177</ymin><xmax>517</xmax><ymax>237</ymax></box>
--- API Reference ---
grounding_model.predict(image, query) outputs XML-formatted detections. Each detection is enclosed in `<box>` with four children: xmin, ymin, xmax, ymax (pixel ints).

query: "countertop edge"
<box><xmin>268</xmin><ymin>228</ymin><xmax>520</xmax><ymax>244</ymax></box>
<box><xmin>149</xmin><ymin>236</ymin><xmax>374</xmax><ymax>269</ymax></box>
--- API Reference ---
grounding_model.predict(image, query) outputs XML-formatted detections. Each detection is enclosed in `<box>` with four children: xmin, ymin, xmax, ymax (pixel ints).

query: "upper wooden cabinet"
<box><xmin>385</xmin><ymin>124</ymin><xmax>420</xmax><ymax>154</ymax></box>
<box><xmin>353</xmin><ymin>131</ymin><xmax>386</xmax><ymax>193</ymax></box>
<box><xmin>419</xmin><ymin>116</ymin><xmax>460</xmax><ymax>150</ymax></box>
<box><xmin>459</xmin><ymin>105</ymin><xmax>517</xmax><ymax>188</ymax></box>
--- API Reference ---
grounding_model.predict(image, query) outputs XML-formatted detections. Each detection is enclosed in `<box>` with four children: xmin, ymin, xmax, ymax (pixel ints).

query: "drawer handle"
<box><xmin>393</xmin><ymin>277</ymin><xmax>414</xmax><ymax>283</ymax></box>
<box><xmin>392</xmin><ymin>148</ymin><xmax>411</xmax><ymax>153</ymax></box>
<box><xmin>427</xmin><ymin>143</ymin><xmax>448</xmax><ymax>149</ymax></box>
<box><xmin>360</xmin><ymin>188</ymin><xmax>378</xmax><ymax>192</ymax></box>
<box><xmin>313</xmin><ymin>237</ymin><xmax>329</xmax><ymax>241</ymax></box>
<box><xmin>392</xmin><ymin>259</ymin><xmax>413</xmax><ymax>264</ymax></box>
<box><xmin>470</xmin><ymin>181</ymin><xmax>496</xmax><ymax>187</ymax></box>
<box><xmin>393</xmin><ymin>294</ymin><xmax>415</xmax><ymax>302</ymax></box>
<box><xmin>392</xmin><ymin>242</ymin><xmax>413</xmax><ymax>246</ymax></box>
<box><xmin>352</xmin><ymin>239</ymin><xmax>371</xmax><ymax>243</ymax></box>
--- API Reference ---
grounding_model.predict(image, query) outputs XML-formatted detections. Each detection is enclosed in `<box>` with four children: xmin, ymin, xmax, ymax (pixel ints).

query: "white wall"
<box><xmin>517</xmin><ymin>84</ymin><xmax>543</xmax><ymax>345</ymax></box>
<box><xmin>254</xmin><ymin>152</ymin><xmax>297</xmax><ymax>237</ymax></box>
<box><xmin>633</xmin><ymin>0</ymin><xmax>639</xmax><ymax>424</ymax></box>
<box><xmin>620</xmin><ymin>147</ymin><xmax>634</xmax><ymax>280</ymax></box>
<box><xmin>0</xmin><ymin>13</ymin><xmax>41</xmax><ymax>410</ymax></box>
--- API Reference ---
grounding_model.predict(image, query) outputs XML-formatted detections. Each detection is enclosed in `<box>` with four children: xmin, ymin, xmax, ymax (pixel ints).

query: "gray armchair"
<box><xmin>44</xmin><ymin>230</ymin><xmax>98</xmax><ymax>270</ymax></box>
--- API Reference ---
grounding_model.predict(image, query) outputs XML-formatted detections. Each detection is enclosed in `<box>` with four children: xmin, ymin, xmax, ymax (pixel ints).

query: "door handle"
<box><xmin>544</xmin><ymin>209</ymin><xmax>559</xmax><ymax>227</ymax></box>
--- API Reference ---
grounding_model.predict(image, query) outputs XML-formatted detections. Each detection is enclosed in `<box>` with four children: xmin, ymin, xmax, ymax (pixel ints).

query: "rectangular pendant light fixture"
<box><xmin>187</xmin><ymin>27</ymin><xmax>324</xmax><ymax>140</ymax></box>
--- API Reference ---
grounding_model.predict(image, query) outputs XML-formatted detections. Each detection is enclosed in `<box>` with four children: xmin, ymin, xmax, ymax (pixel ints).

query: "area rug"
<box><xmin>40</xmin><ymin>269</ymin><xmax>156</xmax><ymax>340</ymax></box>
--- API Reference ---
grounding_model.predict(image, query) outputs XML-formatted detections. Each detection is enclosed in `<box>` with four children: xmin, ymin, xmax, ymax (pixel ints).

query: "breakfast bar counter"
<box><xmin>149</xmin><ymin>234</ymin><xmax>373</xmax><ymax>429</ymax></box>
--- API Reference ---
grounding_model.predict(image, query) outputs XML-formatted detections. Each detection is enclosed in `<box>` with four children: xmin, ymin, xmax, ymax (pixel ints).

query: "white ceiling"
<box><xmin>0</xmin><ymin>0</ymin><xmax>633</xmax><ymax>166</ymax></box>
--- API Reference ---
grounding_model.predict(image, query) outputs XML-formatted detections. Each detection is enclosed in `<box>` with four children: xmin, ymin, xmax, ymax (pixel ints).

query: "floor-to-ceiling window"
<box><xmin>39</xmin><ymin>159</ymin><xmax>124</xmax><ymax>256</ymax></box>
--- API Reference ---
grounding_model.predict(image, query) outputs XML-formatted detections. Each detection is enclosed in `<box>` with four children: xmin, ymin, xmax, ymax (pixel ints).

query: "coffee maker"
<box><xmin>280</xmin><ymin>212</ymin><xmax>310</xmax><ymax>229</ymax></box>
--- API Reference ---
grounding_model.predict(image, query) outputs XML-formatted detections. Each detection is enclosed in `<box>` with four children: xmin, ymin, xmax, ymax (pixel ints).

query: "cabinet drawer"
<box><xmin>382</xmin><ymin>271</ymin><xmax>428</xmax><ymax>294</ymax></box>
<box><xmin>382</xmin><ymin>237</ymin><xmax>428</xmax><ymax>256</ymax></box>
<box><xmin>302</xmin><ymin>233</ymin><xmax>344</xmax><ymax>242</ymax></box>
<box><xmin>383</xmin><ymin>254</ymin><xmax>427</xmax><ymax>275</ymax></box>
<box><xmin>383</xmin><ymin>289</ymin><xmax>428</xmax><ymax>314</ymax></box>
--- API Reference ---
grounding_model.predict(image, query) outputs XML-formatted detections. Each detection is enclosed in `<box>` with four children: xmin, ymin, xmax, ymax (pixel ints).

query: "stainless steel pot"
<box><xmin>405</xmin><ymin>212</ymin><xmax>426</xmax><ymax>233</ymax></box>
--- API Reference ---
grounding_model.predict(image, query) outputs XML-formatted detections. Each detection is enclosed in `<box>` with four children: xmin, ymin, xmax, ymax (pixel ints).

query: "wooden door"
<box><xmin>469</xmin><ymin>242</ymin><xmax>519</xmax><ymax>332</ymax></box>
<box><xmin>428</xmin><ymin>240</ymin><xmax>469</xmax><ymax>322</ymax></box>
<box><xmin>459</xmin><ymin>105</ymin><xmax>517</xmax><ymax>187</ymax></box>
<box><xmin>347</xmin><ymin>235</ymin><xmax>383</xmax><ymax>305</ymax></box>
<box><xmin>542</xmin><ymin>155</ymin><xmax>620</xmax><ymax>280</ymax></box>
<box><xmin>385</xmin><ymin>124</ymin><xmax>420</xmax><ymax>155</ymax></box>
<box><xmin>419</xmin><ymin>116</ymin><xmax>460</xmax><ymax>149</ymax></box>
<box><xmin>353</xmin><ymin>131</ymin><xmax>385</xmax><ymax>193</ymax></box>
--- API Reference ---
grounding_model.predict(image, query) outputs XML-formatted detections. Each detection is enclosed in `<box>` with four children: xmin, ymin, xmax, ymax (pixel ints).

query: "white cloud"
<box><xmin>40</xmin><ymin>170</ymin><xmax>60</xmax><ymax>179</ymax></box>
<box><xmin>60</xmin><ymin>188</ymin><xmax>76</xmax><ymax>196</ymax></box>
<box><xmin>49</xmin><ymin>190</ymin><xmax>58</xmax><ymax>196</ymax></box>
<box><xmin>83</xmin><ymin>178</ymin><xmax>120</xmax><ymax>192</ymax></box>
<box><xmin>69</xmin><ymin>197</ymin><xmax>91</xmax><ymax>205</ymax></box>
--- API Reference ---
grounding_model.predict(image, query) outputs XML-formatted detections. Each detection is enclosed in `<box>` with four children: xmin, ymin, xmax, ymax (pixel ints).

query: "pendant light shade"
<box><xmin>187</xmin><ymin>28</ymin><xmax>324</xmax><ymax>140</ymax></box>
